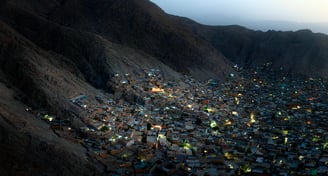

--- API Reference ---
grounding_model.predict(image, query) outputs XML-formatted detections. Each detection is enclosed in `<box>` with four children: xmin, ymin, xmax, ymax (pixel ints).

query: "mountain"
<box><xmin>2</xmin><ymin>0</ymin><xmax>232</xmax><ymax>80</ymax></box>
<box><xmin>177</xmin><ymin>17</ymin><xmax>328</xmax><ymax>78</ymax></box>
<box><xmin>0</xmin><ymin>0</ymin><xmax>328</xmax><ymax>175</ymax></box>
<box><xmin>0</xmin><ymin>0</ymin><xmax>231</xmax><ymax>174</ymax></box>
<box><xmin>245</xmin><ymin>20</ymin><xmax>328</xmax><ymax>35</ymax></box>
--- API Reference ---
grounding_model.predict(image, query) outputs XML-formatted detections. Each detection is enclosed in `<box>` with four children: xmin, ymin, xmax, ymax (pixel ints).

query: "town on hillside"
<box><xmin>28</xmin><ymin>64</ymin><xmax>328</xmax><ymax>176</ymax></box>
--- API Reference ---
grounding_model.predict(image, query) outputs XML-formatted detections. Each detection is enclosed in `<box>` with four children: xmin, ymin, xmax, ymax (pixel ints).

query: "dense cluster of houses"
<box><xmin>35</xmin><ymin>65</ymin><xmax>328</xmax><ymax>175</ymax></box>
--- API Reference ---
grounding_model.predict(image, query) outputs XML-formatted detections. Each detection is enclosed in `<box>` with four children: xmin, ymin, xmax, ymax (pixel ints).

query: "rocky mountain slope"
<box><xmin>2</xmin><ymin>0</ymin><xmax>232</xmax><ymax>80</ymax></box>
<box><xmin>0</xmin><ymin>0</ymin><xmax>328</xmax><ymax>175</ymax></box>
<box><xmin>178</xmin><ymin>17</ymin><xmax>328</xmax><ymax>78</ymax></box>
<box><xmin>0</xmin><ymin>19</ymin><xmax>105</xmax><ymax>175</ymax></box>
<box><xmin>0</xmin><ymin>0</ymin><xmax>231</xmax><ymax>174</ymax></box>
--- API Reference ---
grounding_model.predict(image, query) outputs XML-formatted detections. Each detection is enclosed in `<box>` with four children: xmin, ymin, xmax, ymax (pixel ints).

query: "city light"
<box><xmin>151</xmin><ymin>87</ymin><xmax>164</xmax><ymax>93</ymax></box>
<box><xmin>35</xmin><ymin>67</ymin><xmax>328</xmax><ymax>174</ymax></box>
<box><xmin>235</xmin><ymin>97</ymin><xmax>240</xmax><ymax>105</ymax></box>
<box><xmin>324</xmin><ymin>142</ymin><xmax>328</xmax><ymax>149</ymax></box>
<box><xmin>250</xmin><ymin>112</ymin><xmax>256</xmax><ymax>123</ymax></box>
<box><xmin>210</xmin><ymin>120</ymin><xmax>217</xmax><ymax>128</ymax></box>
<box><xmin>225</xmin><ymin>120</ymin><xmax>232</xmax><ymax>126</ymax></box>
<box><xmin>282</xmin><ymin>130</ymin><xmax>288</xmax><ymax>136</ymax></box>
<box><xmin>153</xmin><ymin>125</ymin><xmax>162</xmax><ymax>130</ymax></box>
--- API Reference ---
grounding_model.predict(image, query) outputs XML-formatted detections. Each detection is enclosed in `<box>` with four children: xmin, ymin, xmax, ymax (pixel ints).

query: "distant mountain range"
<box><xmin>0</xmin><ymin>0</ymin><xmax>328</xmax><ymax>175</ymax></box>
<box><xmin>194</xmin><ymin>16</ymin><xmax>328</xmax><ymax>35</ymax></box>
<box><xmin>242</xmin><ymin>20</ymin><xmax>328</xmax><ymax>35</ymax></box>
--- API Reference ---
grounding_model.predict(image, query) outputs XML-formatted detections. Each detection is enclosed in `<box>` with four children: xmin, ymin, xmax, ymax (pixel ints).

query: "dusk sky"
<box><xmin>150</xmin><ymin>0</ymin><xmax>328</xmax><ymax>34</ymax></box>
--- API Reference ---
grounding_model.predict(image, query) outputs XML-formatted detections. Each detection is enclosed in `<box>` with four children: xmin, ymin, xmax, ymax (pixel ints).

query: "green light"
<box><xmin>210</xmin><ymin>120</ymin><xmax>217</xmax><ymax>128</ymax></box>
<box><xmin>183</xmin><ymin>142</ymin><xmax>191</xmax><ymax>149</ymax></box>
<box><xmin>312</xmin><ymin>135</ymin><xmax>320</xmax><ymax>142</ymax></box>
<box><xmin>241</xmin><ymin>164</ymin><xmax>251</xmax><ymax>173</ymax></box>
<box><xmin>282</xmin><ymin>130</ymin><xmax>288</xmax><ymax>136</ymax></box>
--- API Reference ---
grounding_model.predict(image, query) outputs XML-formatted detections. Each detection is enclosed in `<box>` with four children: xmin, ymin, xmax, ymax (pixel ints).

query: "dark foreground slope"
<box><xmin>178</xmin><ymin>17</ymin><xmax>328</xmax><ymax>78</ymax></box>
<box><xmin>0</xmin><ymin>19</ymin><xmax>105</xmax><ymax>175</ymax></box>
<box><xmin>0</xmin><ymin>81</ymin><xmax>98</xmax><ymax>175</ymax></box>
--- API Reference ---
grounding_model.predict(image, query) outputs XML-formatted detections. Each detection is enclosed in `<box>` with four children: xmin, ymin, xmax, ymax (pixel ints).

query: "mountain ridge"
<box><xmin>176</xmin><ymin>16</ymin><xmax>328</xmax><ymax>78</ymax></box>
<box><xmin>11</xmin><ymin>0</ymin><xmax>232</xmax><ymax>79</ymax></box>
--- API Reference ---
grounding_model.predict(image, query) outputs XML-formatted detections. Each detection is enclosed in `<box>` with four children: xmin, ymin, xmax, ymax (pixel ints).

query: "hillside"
<box><xmin>0</xmin><ymin>0</ymin><xmax>231</xmax><ymax>174</ymax></box>
<box><xmin>2</xmin><ymin>0</ymin><xmax>232</xmax><ymax>80</ymax></box>
<box><xmin>0</xmin><ymin>0</ymin><xmax>328</xmax><ymax>175</ymax></box>
<box><xmin>177</xmin><ymin>17</ymin><xmax>328</xmax><ymax>78</ymax></box>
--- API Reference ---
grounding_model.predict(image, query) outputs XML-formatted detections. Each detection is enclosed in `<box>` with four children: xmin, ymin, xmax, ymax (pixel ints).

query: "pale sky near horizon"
<box><xmin>150</xmin><ymin>0</ymin><xmax>328</xmax><ymax>33</ymax></box>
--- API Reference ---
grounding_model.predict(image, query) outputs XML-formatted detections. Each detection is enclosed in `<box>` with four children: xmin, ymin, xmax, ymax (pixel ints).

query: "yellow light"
<box><xmin>168</xmin><ymin>94</ymin><xmax>176</xmax><ymax>98</ymax></box>
<box><xmin>292</xmin><ymin>105</ymin><xmax>301</xmax><ymax>110</ymax></box>
<box><xmin>151</xmin><ymin>87</ymin><xmax>164</xmax><ymax>93</ymax></box>
<box><xmin>235</xmin><ymin>97</ymin><xmax>240</xmax><ymax>105</ymax></box>
<box><xmin>250</xmin><ymin>112</ymin><xmax>256</xmax><ymax>123</ymax></box>
<box><xmin>153</xmin><ymin>125</ymin><xmax>162</xmax><ymax>130</ymax></box>
<box><xmin>207</xmin><ymin>108</ymin><xmax>216</xmax><ymax>113</ymax></box>
<box><xmin>282</xmin><ymin>130</ymin><xmax>288</xmax><ymax>136</ymax></box>
<box><xmin>232</xmin><ymin>111</ymin><xmax>239</xmax><ymax>116</ymax></box>
<box><xmin>299</xmin><ymin>155</ymin><xmax>304</xmax><ymax>161</ymax></box>
<box><xmin>272</xmin><ymin>136</ymin><xmax>279</xmax><ymax>140</ymax></box>
<box><xmin>187</xmin><ymin>104</ymin><xmax>192</xmax><ymax>108</ymax></box>
<box><xmin>225</xmin><ymin>121</ymin><xmax>232</xmax><ymax>126</ymax></box>
<box><xmin>284</xmin><ymin>137</ymin><xmax>288</xmax><ymax>144</ymax></box>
